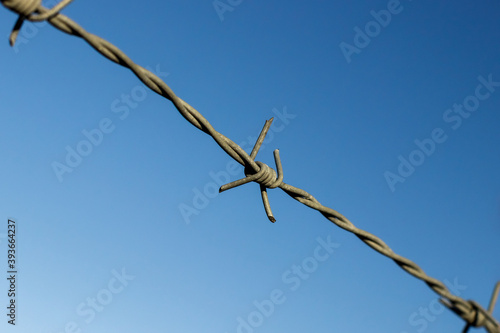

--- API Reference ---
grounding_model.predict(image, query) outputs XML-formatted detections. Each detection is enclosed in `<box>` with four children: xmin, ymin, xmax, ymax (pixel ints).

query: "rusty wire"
<box><xmin>1</xmin><ymin>1</ymin><xmax>499</xmax><ymax>332</ymax></box>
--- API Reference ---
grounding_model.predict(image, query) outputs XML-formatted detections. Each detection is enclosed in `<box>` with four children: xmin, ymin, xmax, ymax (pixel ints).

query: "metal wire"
<box><xmin>1</xmin><ymin>1</ymin><xmax>499</xmax><ymax>331</ymax></box>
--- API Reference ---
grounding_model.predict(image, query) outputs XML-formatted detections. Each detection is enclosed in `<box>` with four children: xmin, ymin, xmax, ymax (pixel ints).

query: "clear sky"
<box><xmin>0</xmin><ymin>0</ymin><xmax>499</xmax><ymax>332</ymax></box>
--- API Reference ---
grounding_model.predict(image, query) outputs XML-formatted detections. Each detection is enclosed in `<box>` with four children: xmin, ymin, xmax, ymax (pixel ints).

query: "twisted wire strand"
<box><xmin>1</xmin><ymin>2</ymin><xmax>499</xmax><ymax>332</ymax></box>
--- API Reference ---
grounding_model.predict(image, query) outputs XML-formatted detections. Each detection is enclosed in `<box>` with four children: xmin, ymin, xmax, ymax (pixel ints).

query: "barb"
<box><xmin>3</xmin><ymin>0</ymin><xmax>73</xmax><ymax>46</ymax></box>
<box><xmin>441</xmin><ymin>282</ymin><xmax>500</xmax><ymax>333</ymax></box>
<box><xmin>220</xmin><ymin>118</ymin><xmax>283</xmax><ymax>222</ymax></box>
<box><xmin>1</xmin><ymin>1</ymin><xmax>498</xmax><ymax>332</ymax></box>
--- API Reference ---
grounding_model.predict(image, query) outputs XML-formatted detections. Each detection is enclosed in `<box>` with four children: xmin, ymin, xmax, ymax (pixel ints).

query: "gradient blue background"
<box><xmin>0</xmin><ymin>0</ymin><xmax>499</xmax><ymax>332</ymax></box>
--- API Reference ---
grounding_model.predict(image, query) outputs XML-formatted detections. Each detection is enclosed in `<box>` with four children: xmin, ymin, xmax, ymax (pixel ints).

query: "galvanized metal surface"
<box><xmin>1</xmin><ymin>1</ymin><xmax>499</xmax><ymax>332</ymax></box>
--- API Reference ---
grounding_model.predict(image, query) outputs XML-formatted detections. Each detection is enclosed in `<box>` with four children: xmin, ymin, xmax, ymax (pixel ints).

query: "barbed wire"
<box><xmin>1</xmin><ymin>1</ymin><xmax>499</xmax><ymax>332</ymax></box>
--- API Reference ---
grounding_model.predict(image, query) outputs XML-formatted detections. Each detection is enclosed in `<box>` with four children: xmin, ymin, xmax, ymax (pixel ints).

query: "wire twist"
<box><xmin>245</xmin><ymin>161</ymin><xmax>282</xmax><ymax>188</ymax></box>
<box><xmin>1</xmin><ymin>0</ymin><xmax>39</xmax><ymax>16</ymax></box>
<box><xmin>1</xmin><ymin>1</ymin><xmax>498</xmax><ymax>332</ymax></box>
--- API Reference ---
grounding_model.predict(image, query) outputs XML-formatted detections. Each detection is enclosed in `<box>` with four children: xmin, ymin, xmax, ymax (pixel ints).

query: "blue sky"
<box><xmin>0</xmin><ymin>0</ymin><xmax>499</xmax><ymax>332</ymax></box>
